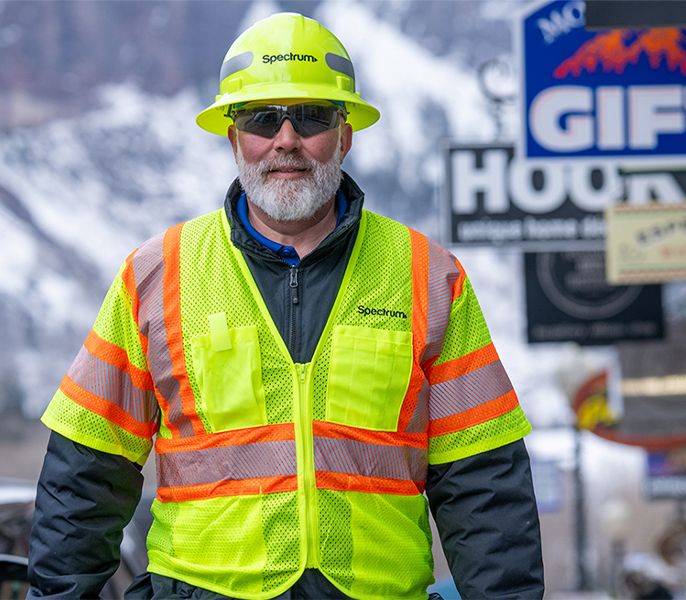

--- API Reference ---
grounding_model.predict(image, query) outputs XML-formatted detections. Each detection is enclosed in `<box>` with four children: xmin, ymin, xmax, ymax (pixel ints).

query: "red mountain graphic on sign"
<box><xmin>553</xmin><ymin>28</ymin><xmax>686</xmax><ymax>78</ymax></box>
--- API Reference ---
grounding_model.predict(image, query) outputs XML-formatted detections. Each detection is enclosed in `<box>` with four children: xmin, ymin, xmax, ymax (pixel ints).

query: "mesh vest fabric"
<box><xmin>42</xmin><ymin>263</ymin><xmax>158</xmax><ymax>464</ymax></box>
<box><xmin>42</xmin><ymin>207</ymin><xmax>531</xmax><ymax>600</ymax></box>
<box><xmin>145</xmin><ymin>211</ymin><xmax>302</xmax><ymax>596</ymax></box>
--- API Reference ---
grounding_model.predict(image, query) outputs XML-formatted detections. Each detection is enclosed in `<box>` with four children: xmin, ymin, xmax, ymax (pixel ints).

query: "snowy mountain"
<box><xmin>0</xmin><ymin>0</ymin><xmax>596</xmax><ymax>423</ymax></box>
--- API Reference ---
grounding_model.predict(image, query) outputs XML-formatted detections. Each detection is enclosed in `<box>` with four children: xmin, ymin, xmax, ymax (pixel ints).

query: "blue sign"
<box><xmin>646</xmin><ymin>450</ymin><xmax>686</xmax><ymax>499</ymax></box>
<box><xmin>518</xmin><ymin>0</ymin><xmax>686</xmax><ymax>161</ymax></box>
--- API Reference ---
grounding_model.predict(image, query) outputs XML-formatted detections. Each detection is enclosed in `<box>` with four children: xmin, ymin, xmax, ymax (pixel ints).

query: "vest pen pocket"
<box><xmin>190</xmin><ymin>316</ymin><xmax>267</xmax><ymax>432</ymax></box>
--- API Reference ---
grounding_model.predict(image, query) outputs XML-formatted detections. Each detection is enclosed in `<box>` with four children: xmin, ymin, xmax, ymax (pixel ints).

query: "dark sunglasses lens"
<box><xmin>234</xmin><ymin>108</ymin><xmax>281</xmax><ymax>137</ymax></box>
<box><xmin>291</xmin><ymin>105</ymin><xmax>340</xmax><ymax>137</ymax></box>
<box><xmin>234</xmin><ymin>105</ymin><xmax>341</xmax><ymax>138</ymax></box>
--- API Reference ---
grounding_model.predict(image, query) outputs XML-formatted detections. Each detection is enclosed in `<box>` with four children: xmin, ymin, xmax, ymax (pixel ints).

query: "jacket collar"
<box><xmin>223</xmin><ymin>171</ymin><xmax>365</xmax><ymax>263</ymax></box>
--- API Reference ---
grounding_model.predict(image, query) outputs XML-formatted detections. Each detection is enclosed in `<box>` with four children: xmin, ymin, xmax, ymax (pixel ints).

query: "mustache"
<box><xmin>260</xmin><ymin>156</ymin><xmax>313</xmax><ymax>174</ymax></box>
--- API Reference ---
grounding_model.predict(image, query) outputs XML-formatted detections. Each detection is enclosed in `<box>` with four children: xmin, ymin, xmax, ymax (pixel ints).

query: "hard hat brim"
<box><xmin>196</xmin><ymin>84</ymin><xmax>380</xmax><ymax>135</ymax></box>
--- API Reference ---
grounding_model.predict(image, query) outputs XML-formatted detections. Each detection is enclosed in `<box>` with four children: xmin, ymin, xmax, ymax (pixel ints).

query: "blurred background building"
<box><xmin>0</xmin><ymin>0</ymin><xmax>685</xmax><ymax>597</ymax></box>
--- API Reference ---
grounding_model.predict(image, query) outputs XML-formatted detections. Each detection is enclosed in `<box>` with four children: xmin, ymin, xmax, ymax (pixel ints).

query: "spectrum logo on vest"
<box><xmin>262</xmin><ymin>52</ymin><xmax>318</xmax><ymax>64</ymax></box>
<box><xmin>357</xmin><ymin>305</ymin><xmax>408</xmax><ymax>319</ymax></box>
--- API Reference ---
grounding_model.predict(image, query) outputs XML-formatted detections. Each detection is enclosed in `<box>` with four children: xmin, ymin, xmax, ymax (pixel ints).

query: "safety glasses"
<box><xmin>230</xmin><ymin>103</ymin><xmax>346</xmax><ymax>138</ymax></box>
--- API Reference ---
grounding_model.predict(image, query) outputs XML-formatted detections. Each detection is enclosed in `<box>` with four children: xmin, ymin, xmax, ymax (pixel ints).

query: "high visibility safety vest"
<box><xmin>43</xmin><ymin>208</ymin><xmax>531</xmax><ymax>600</ymax></box>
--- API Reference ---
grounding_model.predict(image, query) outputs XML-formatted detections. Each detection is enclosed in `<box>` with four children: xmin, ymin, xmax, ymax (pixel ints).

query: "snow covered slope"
<box><xmin>0</xmin><ymin>0</ymin><xmax>593</xmax><ymax>423</ymax></box>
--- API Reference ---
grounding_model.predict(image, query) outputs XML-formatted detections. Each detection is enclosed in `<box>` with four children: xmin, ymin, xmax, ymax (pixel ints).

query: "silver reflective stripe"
<box><xmin>429</xmin><ymin>360</ymin><xmax>514</xmax><ymax>420</ymax></box>
<box><xmin>68</xmin><ymin>345</ymin><xmax>156</xmax><ymax>424</ymax></box>
<box><xmin>424</xmin><ymin>240</ymin><xmax>460</xmax><ymax>363</ymax></box>
<box><xmin>220</xmin><ymin>51</ymin><xmax>254</xmax><ymax>81</ymax></box>
<box><xmin>325</xmin><ymin>53</ymin><xmax>355</xmax><ymax>81</ymax></box>
<box><xmin>157</xmin><ymin>440</ymin><xmax>298</xmax><ymax>487</ymax></box>
<box><xmin>313</xmin><ymin>437</ymin><xmax>427</xmax><ymax>482</ymax></box>
<box><xmin>406</xmin><ymin>379</ymin><xmax>430</xmax><ymax>433</ymax></box>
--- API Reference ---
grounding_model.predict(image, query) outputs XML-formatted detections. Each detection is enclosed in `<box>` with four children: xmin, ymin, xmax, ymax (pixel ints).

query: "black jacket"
<box><xmin>28</xmin><ymin>174</ymin><xmax>544</xmax><ymax>599</ymax></box>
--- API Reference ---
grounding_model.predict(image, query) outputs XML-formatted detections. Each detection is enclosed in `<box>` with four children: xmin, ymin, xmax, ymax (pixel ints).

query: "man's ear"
<box><xmin>340</xmin><ymin>123</ymin><xmax>353</xmax><ymax>161</ymax></box>
<box><xmin>228</xmin><ymin>125</ymin><xmax>238</xmax><ymax>158</ymax></box>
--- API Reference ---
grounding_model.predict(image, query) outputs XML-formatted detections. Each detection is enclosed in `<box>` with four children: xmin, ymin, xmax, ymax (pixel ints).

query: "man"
<box><xmin>28</xmin><ymin>12</ymin><xmax>544</xmax><ymax>600</ymax></box>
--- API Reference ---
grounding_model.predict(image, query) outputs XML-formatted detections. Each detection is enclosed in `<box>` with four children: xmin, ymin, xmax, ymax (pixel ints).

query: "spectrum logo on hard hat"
<box><xmin>196</xmin><ymin>13</ymin><xmax>380</xmax><ymax>136</ymax></box>
<box><xmin>262</xmin><ymin>52</ymin><xmax>318</xmax><ymax>64</ymax></box>
<box><xmin>517</xmin><ymin>0</ymin><xmax>686</xmax><ymax>162</ymax></box>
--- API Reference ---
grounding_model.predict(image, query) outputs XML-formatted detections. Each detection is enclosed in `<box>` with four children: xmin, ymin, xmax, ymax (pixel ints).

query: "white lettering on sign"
<box><xmin>508</xmin><ymin>160</ymin><xmax>566</xmax><ymax>213</ymax></box>
<box><xmin>596</xmin><ymin>87</ymin><xmax>625</xmax><ymax>150</ymax></box>
<box><xmin>451</xmin><ymin>148</ymin><xmax>685</xmax><ymax>215</ymax></box>
<box><xmin>524</xmin><ymin>216</ymin><xmax>578</xmax><ymax>239</ymax></box>
<box><xmin>629</xmin><ymin>86</ymin><xmax>685</xmax><ymax>149</ymax></box>
<box><xmin>530</xmin><ymin>86</ymin><xmax>593</xmax><ymax>151</ymax></box>
<box><xmin>452</xmin><ymin>151</ymin><xmax>508</xmax><ymax>213</ymax></box>
<box><xmin>536</xmin><ymin>1</ymin><xmax>585</xmax><ymax>44</ymax></box>
<box><xmin>569</xmin><ymin>164</ymin><xmax>622</xmax><ymax>211</ymax></box>
<box><xmin>530</xmin><ymin>85</ymin><xmax>686</xmax><ymax>153</ymax></box>
<box><xmin>627</xmin><ymin>174</ymin><xmax>686</xmax><ymax>204</ymax></box>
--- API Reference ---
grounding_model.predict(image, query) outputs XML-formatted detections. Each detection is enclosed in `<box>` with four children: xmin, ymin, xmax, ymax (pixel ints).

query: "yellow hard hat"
<box><xmin>196</xmin><ymin>12</ymin><xmax>380</xmax><ymax>135</ymax></box>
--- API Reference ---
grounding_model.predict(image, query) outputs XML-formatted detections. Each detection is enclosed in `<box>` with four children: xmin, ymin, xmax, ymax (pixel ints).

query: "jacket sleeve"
<box><xmin>27</xmin><ymin>431</ymin><xmax>144</xmax><ymax>599</ymax></box>
<box><xmin>426</xmin><ymin>440</ymin><xmax>544</xmax><ymax>600</ymax></box>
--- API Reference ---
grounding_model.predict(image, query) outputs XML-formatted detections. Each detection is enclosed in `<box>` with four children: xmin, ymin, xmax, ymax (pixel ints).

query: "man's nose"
<box><xmin>273</xmin><ymin>118</ymin><xmax>302</xmax><ymax>152</ymax></box>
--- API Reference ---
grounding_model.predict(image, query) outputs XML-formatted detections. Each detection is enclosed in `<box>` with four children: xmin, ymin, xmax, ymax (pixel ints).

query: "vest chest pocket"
<box><xmin>190</xmin><ymin>315</ymin><xmax>267</xmax><ymax>432</ymax></box>
<box><xmin>326</xmin><ymin>325</ymin><xmax>413</xmax><ymax>431</ymax></box>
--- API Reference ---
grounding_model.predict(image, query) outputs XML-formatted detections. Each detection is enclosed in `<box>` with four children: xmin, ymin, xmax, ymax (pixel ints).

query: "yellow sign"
<box><xmin>573</xmin><ymin>372</ymin><xmax>619</xmax><ymax>431</ymax></box>
<box><xmin>576</xmin><ymin>393</ymin><xmax>617</xmax><ymax>430</ymax></box>
<box><xmin>606</xmin><ymin>203</ymin><xmax>686</xmax><ymax>284</ymax></box>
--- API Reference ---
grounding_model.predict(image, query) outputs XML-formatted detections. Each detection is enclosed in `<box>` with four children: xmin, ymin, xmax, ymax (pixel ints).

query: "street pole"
<box><xmin>573</xmin><ymin>426</ymin><xmax>590</xmax><ymax>591</ymax></box>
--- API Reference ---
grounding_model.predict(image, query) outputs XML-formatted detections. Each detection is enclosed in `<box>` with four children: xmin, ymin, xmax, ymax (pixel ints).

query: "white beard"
<box><xmin>235</xmin><ymin>136</ymin><xmax>343</xmax><ymax>222</ymax></box>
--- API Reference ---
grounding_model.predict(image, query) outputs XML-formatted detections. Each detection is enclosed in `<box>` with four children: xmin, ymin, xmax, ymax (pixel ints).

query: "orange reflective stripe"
<box><xmin>313</xmin><ymin>421</ymin><xmax>426</xmax><ymax>449</ymax></box>
<box><xmin>429</xmin><ymin>389</ymin><xmax>519</xmax><ymax>436</ymax></box>
<box><xmin>396</xmin><ymin>229</ymin><xmax>430</xmax><ymax>432</ymax></box>
<box><xmin>121</xmin><ymin>257</ymin><xmax>144</xmax><ymax>341</ymax></box>
<box><xmin>60</xmin><ymin>374</ymin><xmax>157</xmax><ymax>438</ymax></box>
<box><xmin>84</xmin><ymin>330</ymin><xmax>152</xmax><ymax>391</ymax></box>
<box><xmin>157</xmin><ymin>475</ymin><xmax>298</xmax><ymax>502</ymax></box>
<box><xmin>162</xmin><ymin>224</ymin><xmax>205</xmax><ymax>437</ymax></box>
<box><xmin>427</xmin><ymin>342</ymin><xmax>499</xmax><ymax>385</ymax></box>
<box><xmin>155</xmin><ymin>422</ymin><xmax>296</xmax><ymax>453</ymax></box>
<box><xmin>316</xmin><ymin>472</ymin><xmax>424</xmax><ymax>495</ymax></box>
<box><xmin>409</xmin><ymin>228</ymin><xmax>429</xmax><ymax>361</ymax></box>
<box><xmin>121</xmin><ymin>256</ymin><xmax>137</xmax><ymax>309</ymax></box>
<box><xmin>398</xmin><ymin>361</ymin><xmax>427</xmax><ymax>433</ymax></box>
<box><xmin>452</xmin><ymin>257</ymin><xmax>466</xmax><ymax>301</ymax></box>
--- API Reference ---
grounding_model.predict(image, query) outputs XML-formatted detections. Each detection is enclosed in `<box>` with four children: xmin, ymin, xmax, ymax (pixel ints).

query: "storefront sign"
<box><xmin>606</xmin><ymin>203</ymin><xmax>686</xmax><ymax>283</ymax></box>
<box><xmin>524</xmin><ymin>250</ymin><xmax>663</xmax><ymax>344</ymax></box>
<box><xmin>517</xmin><ymin>0</ymin><xmax>686</xmax><ymax>162</ymax></box>
<box><xmin>444</xmin><ymin>144</ymin><xmax>686</xmax><ymax>248</ymax></box>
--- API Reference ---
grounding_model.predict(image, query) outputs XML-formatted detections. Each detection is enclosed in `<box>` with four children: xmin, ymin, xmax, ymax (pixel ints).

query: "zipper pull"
<box><xmin>289</xmin><ymin>266</ymin><xmax>299</xmax><ymax>305</ymax></box>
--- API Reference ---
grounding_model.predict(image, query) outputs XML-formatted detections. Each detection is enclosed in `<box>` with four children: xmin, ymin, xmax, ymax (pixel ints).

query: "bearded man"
<box><xmin>28</xmin><ymin>13</ymin><xmax>544</xmax><ymax>600</ymax></box>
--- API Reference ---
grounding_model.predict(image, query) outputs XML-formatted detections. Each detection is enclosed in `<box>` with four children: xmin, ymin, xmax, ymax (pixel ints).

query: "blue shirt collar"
<box><xmin>236</xmin><ymin>190</ymin><xmax>348</xmax><ymax>267</ymax></box>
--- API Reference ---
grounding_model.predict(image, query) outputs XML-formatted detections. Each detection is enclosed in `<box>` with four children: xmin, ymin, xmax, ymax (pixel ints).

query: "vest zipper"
<box><xmin>289</xmin><ymin>266</ymin><xmax>299</xmax><ymax>304</ymax></box>
<box><xmin>297</xmin><ymin>362</ymin><xmax>319</xmax><ymax>568</ymax></box>
<box><xmin>288</xmin><ymin>266</ymin><xmax>299</xmax><ymax>356</ymax></box>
